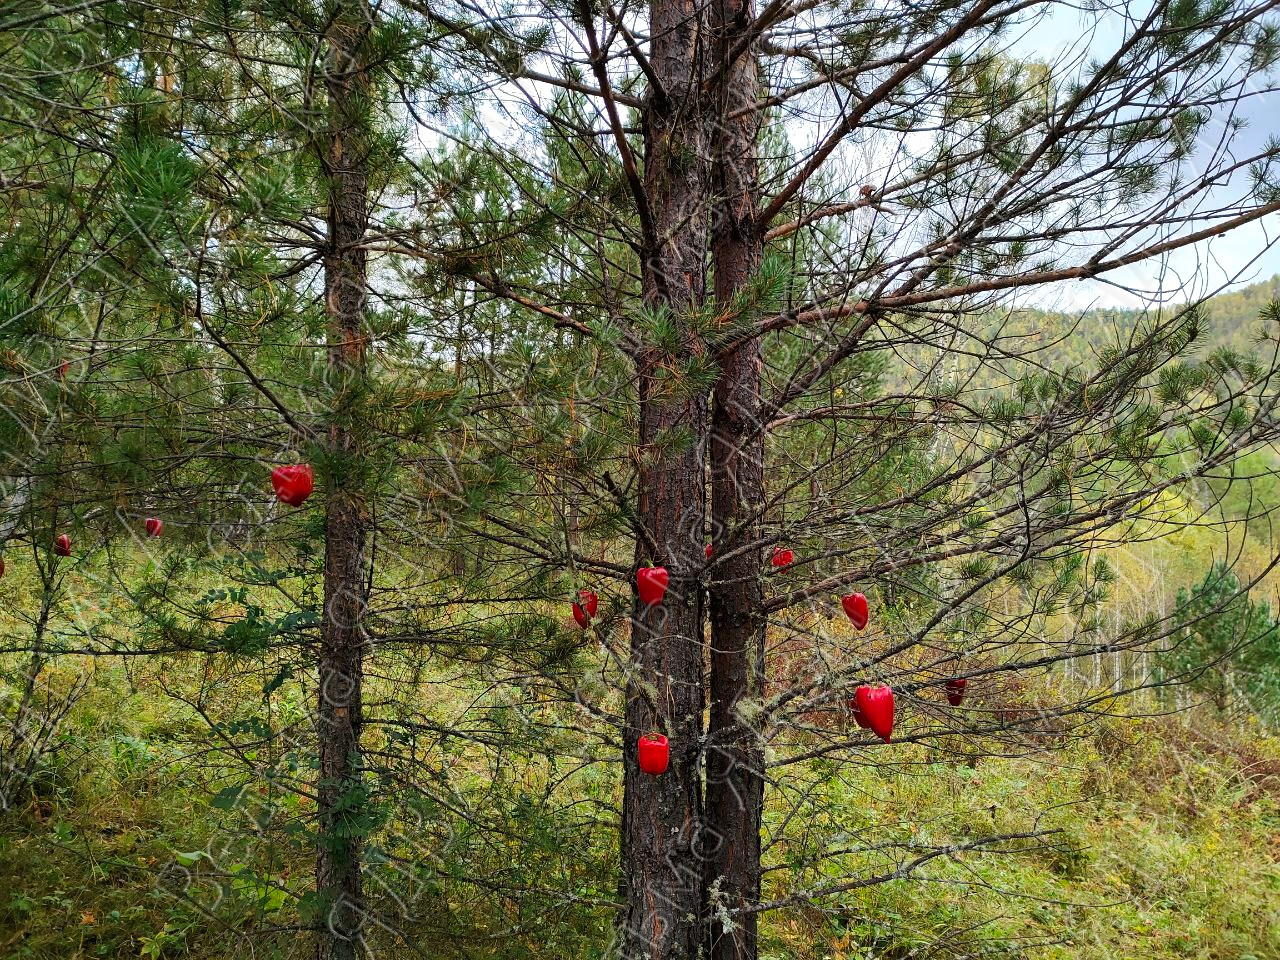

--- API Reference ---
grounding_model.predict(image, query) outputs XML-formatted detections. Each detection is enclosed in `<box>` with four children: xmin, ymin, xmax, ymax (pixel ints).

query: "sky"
<box><xmin>1013</xmin><ymin>2</ymin><xmax>1280</xmax><ymax>310</ymax></box>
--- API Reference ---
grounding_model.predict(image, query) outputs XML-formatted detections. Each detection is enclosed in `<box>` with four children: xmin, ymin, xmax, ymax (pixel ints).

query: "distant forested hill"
<box><xmin>992</xmin><ymin>275</ymin><xmax>1280</xmax><ymax>372</ymax></box>
<box><xmin>992</xmin><ymin>275</ymin><xmax>1280</xmax><ymax>566</ymax></box>
<box><xmin>1200</xmin><ymin>274</ymin><xmax>1280</xmax><ymax>345</ymax></box>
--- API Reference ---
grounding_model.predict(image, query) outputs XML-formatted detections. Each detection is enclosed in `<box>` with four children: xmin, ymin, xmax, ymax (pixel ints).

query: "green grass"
<box><xmin>5</xmin><ymin>661</ymin><xmax>1279</xmax><ymax>960</ymax></box>
<box><xmin>763</xmin><ymin>715</ymin><xmax>1280</xmax><ymax>960</ymax></box>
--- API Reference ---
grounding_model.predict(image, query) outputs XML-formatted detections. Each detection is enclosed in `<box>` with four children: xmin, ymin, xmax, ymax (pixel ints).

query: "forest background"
<box><xmin>3</xmin><ymin>1</ymin><xmax>1280</xmax><ymax>959</ymax></box>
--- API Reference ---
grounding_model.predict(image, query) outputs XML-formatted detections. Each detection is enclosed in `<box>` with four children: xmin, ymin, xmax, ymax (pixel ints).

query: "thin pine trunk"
<box><xmin>316</xmin><ymin>8</ymin><xmax>371</xmax><ymax>959</ymax></box>
<box><xmin>619</xmin><ymin>0</ymin><xmax>711</xmax><ymax>952</ymax></box>
<box><xmin>706</xmin><ymin>0</ymin><xmax>765</xmax><ymax>955</ymax></box>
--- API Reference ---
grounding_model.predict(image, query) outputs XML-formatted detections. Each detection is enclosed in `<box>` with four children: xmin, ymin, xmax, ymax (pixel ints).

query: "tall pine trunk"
<box><xmin>706</xmin><ymin>0</ymin><xmax>765</xmax><ymax>956</ymax></box>
<box><xmin>316</xmin><ymin>8</ymin><xmax>371</xmax><ymax>959</ymax></box>
<box><xmin>619</xmin><ymin>0</ymin><xmax>711</xmax><ymax>953</ymax></box>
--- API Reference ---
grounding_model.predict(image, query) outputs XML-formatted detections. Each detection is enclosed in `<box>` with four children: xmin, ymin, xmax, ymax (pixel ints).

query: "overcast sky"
<box><xmin>1019</xmin><ymin>2</ymin><xmax>1280</xmax><ymax>310</ymax></box>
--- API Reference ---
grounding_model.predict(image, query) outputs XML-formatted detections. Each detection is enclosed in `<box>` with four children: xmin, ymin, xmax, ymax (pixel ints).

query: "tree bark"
<box><xmin>619</xmin><ymin>0</ymin><xmax>712</xmax><ymax>954</ymax></box>
<box><xmin>316</xmin><ymin>8</ymin><xmax>371</xmax><ymax>960</ymax></box>
<box><xmin>706</xmin><ymin>0</ymin><xmax>765</xmax><ymax>956</ymax></box>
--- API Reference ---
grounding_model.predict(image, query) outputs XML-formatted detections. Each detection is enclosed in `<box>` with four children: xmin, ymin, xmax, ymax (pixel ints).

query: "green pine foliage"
<box><xmin>4</xmin><ymin>0</ymin><xmax>1280</xmax><ymax>956</ymax></box>
<box><xmin>1166</xmin><ymin>563</ymin><xmax>1280</xmax><ymax>724</ymax></box>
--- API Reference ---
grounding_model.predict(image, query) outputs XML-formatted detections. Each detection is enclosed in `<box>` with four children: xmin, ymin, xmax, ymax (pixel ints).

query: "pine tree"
<box><xmin>1169</xmin><ymin>563</ymin><xmax>1280</xmax><ymax>722</ymax></box>
<box><xmin>2</xmin><ymin>2</ymin><xmax>478</xmax><ymax>955</ymax></box>
<box><xmin>7</xmin><ymin>0</ymin><xmax>1280</xmax><ymax>957</ymax></box>
<box><xmin>388</xmin><ymin>0</ymin><xmax>1280</xmax><ymax>956</ymax></box>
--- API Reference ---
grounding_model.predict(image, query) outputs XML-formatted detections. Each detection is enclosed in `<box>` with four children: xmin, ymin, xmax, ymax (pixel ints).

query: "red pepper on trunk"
<box><xmin>638</xmin><ymin>734</ymin><xmax>669</xmax><ymax>775</ymax></box>
<box><xmin>636</xmin><ymin>567</ymin><xmax>670</xmax><ymax>606</ymax></box>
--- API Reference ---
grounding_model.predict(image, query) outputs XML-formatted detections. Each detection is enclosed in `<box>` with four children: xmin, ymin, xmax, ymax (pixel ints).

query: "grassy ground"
<box><xmin>762</xmin><ymin>714</ymin><xmax>1280</xmax><ymax>960</ymax></box>
<box><xmin>4</xmin><ymin>656</ymin><xmax>1279</xmax><ymax>959</ymax></box>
